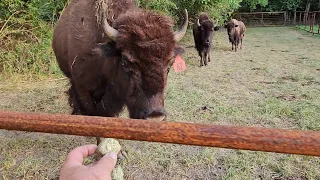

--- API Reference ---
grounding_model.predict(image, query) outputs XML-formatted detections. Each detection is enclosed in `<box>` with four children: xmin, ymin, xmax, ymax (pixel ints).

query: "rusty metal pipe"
<box><xmin>0</xmin><ymin>110</ymin><xmax>319</xmax><ymax>156</ymax></box>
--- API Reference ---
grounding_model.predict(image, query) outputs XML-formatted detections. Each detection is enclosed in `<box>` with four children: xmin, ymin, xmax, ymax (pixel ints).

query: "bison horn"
<box><xmin>102</xmin><ymin>11</ymin><xmax>119</xmax><ymax>41</ymax></box>
<box><xmin>197</xmin><ymin>19</ymin><xmax>201</xmax><ymax>27</ymax></box>
<box><xmin>174</xmin><ymin>9</ymin><xmax>189</xmax><ymax>42</ymax></box>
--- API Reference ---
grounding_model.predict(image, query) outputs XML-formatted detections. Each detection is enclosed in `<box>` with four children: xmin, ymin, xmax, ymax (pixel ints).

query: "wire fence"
<box><xmin>234</xmin><ymin>11</ymin><xmax>320</xmax><ymax>35</ymax></box>
<box><xmin>234</xmin><ymin>12</ymin><xmax>287</xmax><ymax>27</ymax></box>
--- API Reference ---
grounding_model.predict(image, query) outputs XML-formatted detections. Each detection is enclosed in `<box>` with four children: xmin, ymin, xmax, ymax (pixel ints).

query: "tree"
<box><xmin>267</xmin><ymin>0</ymin><xmax>303</xmax><ymax>11</ymax></box>
<box><xmin>242</xmin><ymin>0</ymin><xmax>268</xmax><ymax>11</ymax></box>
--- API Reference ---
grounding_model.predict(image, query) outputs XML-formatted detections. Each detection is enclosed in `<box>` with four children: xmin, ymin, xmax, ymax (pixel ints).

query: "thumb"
<box><xmin>94</xmin><ymin>152</ymin><xmax>117</xmax><ymax>172</ymax></box>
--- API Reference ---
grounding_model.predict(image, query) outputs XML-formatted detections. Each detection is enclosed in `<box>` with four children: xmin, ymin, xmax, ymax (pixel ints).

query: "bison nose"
<box><xmin>141</xmin><ymin>108</ymin><xmax>166</xmax><ymax>121</ymax></box>
<box><xmin>205</xmin><ymin>40</ymin><xmax>210</xmax><ymax>45</ymax></box>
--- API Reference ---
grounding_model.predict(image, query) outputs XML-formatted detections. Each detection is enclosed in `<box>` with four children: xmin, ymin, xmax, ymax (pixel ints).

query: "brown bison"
<box><xmin>52</xmin><ymin>0</ymin><xmax>188</xmax><ymax>122</ymax></box>
<box><xmin>193</xmin><ymin>13</ymin><xmax>219</xmax><ymax>66</ymax></box>
<box><xmin>225</xmin><ymin>19</ymin><xmax>246</xmax><ymax>52</ymax></box>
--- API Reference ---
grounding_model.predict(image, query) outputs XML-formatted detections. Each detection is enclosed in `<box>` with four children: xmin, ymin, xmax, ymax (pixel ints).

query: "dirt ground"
<box><xmin>0</xmin><ymin>27</ymin><xmax>320</xmax><ymax>180</ymax></box>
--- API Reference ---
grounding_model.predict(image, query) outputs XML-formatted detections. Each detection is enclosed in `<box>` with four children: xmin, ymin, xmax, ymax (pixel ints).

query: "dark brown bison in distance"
<box><xmin>193</xmin><ymin>13</ymin><xmax>219</xmax><ymax>66</ymax></box>
<box><xmin>52</xmin><ymin>0</ymin><xmax>188</xmax><ymax>123</ymax></box>
<box><xmin>225</xmin><ymin>19</ymin><xmax>246</xmax><ymax>52</ymax></box>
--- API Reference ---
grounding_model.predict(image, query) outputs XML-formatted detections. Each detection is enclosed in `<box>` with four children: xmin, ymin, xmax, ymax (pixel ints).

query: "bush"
<box><xmin>138</xmin><ymin>0</ymin><xmax>242</xmax><ymax>25</ymax></box>
<box><xmin>0</xmin><ymin>0</ymin><xmax>69</xmax><ymax>78</ymax></box>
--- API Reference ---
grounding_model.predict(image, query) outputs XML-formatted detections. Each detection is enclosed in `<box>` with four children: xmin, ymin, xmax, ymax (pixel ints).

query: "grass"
<box><xmin>0</xmin><ymin>27</ymin><xmax>320</xmax><ymax>179</ymax></box>
<box><xmin>296</xmin><ymin>25</ymin><xmax>320</xmax><ymax>34</ymax></box>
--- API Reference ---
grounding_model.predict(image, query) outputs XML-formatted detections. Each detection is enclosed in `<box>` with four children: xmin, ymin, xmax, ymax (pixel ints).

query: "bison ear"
<box><xmin>174</xmin><ymin>45</ymin><xmax>185</xmax><ymax>56</ymax></box>
<box><xmin>214</xmin><ymin>26</ymin><xmax>220</xmax><ymax>31</ymax></box>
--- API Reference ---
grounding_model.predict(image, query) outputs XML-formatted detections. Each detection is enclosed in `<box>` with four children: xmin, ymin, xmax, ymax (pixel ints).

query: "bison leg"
<box><xmin>95</xmin><ymin>88</ymin><xmax>126</xmax><ymax>145</ymax></box>
<box><xmin>75</xmin><ymin>88</ymin><xmax>98</xmax><ymax>116</ymax></box>
<box><xmin>240</xmin><ymin>37</ymin><xmax>244</xmax><ymax>50</ymax></box>
<box><xmin>208</xmin><ymin>48</ymin><xmax>211</xmax><ymax>62</ymax></box>
<box><xmin>68</xmin><ymin>82</ymin><xmax>85</xmax><ymax>115</ymax></box>
<box><xmin>96</xmin><ymin>92</ymin><xmax>125</xmax><ymax>117</ymax></box>
<box><xmin>204</xmin><ymin>53</ymin><xmax>208</xmax><ymax>66</ymax></box>
<box><xmin>200</xmin><ymin>52</ymin><xmax>204</xmax><ymax>67</ymax></box>
<box><xmin>231</xmin><ymin>44</ymin><xmax>234</xmax><ymax>51</ymax></box>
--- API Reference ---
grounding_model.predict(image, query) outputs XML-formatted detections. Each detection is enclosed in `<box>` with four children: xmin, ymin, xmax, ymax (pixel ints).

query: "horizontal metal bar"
<box><xmin>0</xmin><ymin>110</ymin><xmax>319</xmax><ymax>156</ymax></box>
<box><xmin>237</xmin><ymin>11</ymin><xmax>320</xmax><ymax>14</ymax></box>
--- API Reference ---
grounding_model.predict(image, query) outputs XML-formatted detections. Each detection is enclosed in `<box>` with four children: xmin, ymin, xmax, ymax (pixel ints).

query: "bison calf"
<box><xmin>225</xmin><ymin>19</ymin><xmax>246</xmax><ymax>52</ymax></box>
<box><xmin>193</xmin><ymin>13</ymin><xmax>219</xmax><ymax>66</ymax></box>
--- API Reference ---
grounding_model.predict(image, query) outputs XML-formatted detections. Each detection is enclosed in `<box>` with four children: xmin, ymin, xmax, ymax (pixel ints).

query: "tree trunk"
<box><xmin>303</xmin><ymin>0</ymin><xmax>311</xmax><ymax>24</ymax></box>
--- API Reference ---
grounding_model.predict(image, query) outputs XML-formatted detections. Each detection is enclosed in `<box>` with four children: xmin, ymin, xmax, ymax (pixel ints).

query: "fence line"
<box><xmin>294</xmin><ymin>11</ymin><xmax>320</xmax><ymax>35</ymax></box>
<box><xmin>234</xmin><ymin>11</ymin><xmax>320</xmax><ymax>35</ymax></box>
<box><xmin>0</xmin><ymin>110</ymin><xmax>320</xmax><ymax>156</ymax></box>
<box><xmin>234</xmin><ymin>12</ymin><xmax>287</xmax><ymax>27</ymax></box>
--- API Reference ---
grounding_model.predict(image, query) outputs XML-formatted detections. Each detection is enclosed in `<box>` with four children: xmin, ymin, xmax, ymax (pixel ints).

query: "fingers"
<box><xmin>64</xmin><ymin>144</ymin><xmax>98</xmax><ymax>167</ymax></box>
<box><xmin>93</xmin><ymin>152</ymin><xmax>117</xmax><ymax>172</ymax></box>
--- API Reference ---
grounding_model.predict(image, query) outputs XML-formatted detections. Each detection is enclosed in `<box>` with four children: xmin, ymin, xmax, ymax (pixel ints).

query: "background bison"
<box><xmin>52</xmin><ymin>0</ymin><xmax>188</xmax><ymax>121</ymax></box>
<box><xmin>193</xmin><ymin>13</ymin><xmax>219</xmax><ymax>66</ymax></box>
<box><xmin>225</xmin><ymin>19</ymin><xmax>246</xmax><ymax>52</ymax></box>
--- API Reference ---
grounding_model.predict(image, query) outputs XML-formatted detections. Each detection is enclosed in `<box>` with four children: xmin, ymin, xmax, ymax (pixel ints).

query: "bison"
<box><xmin>225</xmin><ymin>19</ymin><xmax>246</xmax><ymax>52</ymax></box>
<box><xmin>52</xmin><ymin>0</ymin><xmax>188</xmax><ymax>123</ymax></box>
<box><xmin>193</xmin><ymin>13</ymin><xmax>219</xmax><ymax>66</ymax></box>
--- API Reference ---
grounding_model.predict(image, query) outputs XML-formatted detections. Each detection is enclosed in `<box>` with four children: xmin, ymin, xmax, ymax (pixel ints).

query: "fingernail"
<box><xmin>107</xmin><ymin>152</ymin><xmax>117</xmax><ymax>160</ymax></box>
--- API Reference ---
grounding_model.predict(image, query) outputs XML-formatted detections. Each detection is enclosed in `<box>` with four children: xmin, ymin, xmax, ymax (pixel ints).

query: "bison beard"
<box><xmin>52</xmin><ymin>0</ymin><xmax>187</xmax><ymax>124</ymax></box>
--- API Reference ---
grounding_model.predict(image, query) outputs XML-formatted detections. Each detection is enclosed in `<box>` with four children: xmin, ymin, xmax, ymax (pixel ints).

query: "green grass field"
<box><xmin>297</xmin><ymin>25</ymin><xmax>320</xmax><ymax>34</ymax></box>
<box><xmin>0</xmin><ymin>27</ymin><xmax>320</xmax><ymax>180</ymax></box>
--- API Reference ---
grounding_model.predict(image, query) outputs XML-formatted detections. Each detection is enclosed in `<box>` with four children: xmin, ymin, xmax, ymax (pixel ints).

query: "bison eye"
<box><xmin>121</xmin><ymin>54</ymin><xmax>131</xmax><ymax>72</ymax></box>
<box><xmin>121</xmin><ymin>60</ymin><xmax>130</xmax><ymax>72</ymax></box>
<box><xmin>121</xmin><ymin>60</ymin><xmax>127</xmax><ymax>67</ymax></box>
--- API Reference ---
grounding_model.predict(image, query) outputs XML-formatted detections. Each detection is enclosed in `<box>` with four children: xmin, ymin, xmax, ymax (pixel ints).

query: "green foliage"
<box><xmin>267</xmin><ymin>0</ymin><xmax>303</xmax><ymax>11</ymax></box>
<box><xmin>138</xmin><ymin>0</ymin><xmax>243</xmax><ymax>25</ymax></box>
<box><xmin>0</xmin><ymin>0</ymin><xmax>68</xmax><ymax>78</ymax></box>
<box><xmin>242</xmin><ymin>0</ymin><xmax>268</xmax><ymax>11</ymax></box>
<box><xmin>0</xmin><ymin>0</ymin><xmax>68</xmax><ymax>22</ymax></box>
<box><xmin>138</xmin><ymin>0</ymin><xmax>177</xmax><ymax>17</ymax></box>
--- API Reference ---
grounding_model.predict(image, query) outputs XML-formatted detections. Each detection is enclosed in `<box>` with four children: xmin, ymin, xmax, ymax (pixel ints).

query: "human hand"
<box><xmin>59</xmin><ymin>144</ymin><xmax>117</xmax><ymax>180</ymax></box>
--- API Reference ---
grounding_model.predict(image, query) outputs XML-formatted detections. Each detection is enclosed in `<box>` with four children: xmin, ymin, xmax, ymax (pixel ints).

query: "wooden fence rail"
<box><xmin>0</xmin><ymin>110</ymin><xmax>319</xmax><ymax>156</ymax></box>
<box><xmin>234</xmin><ymin>11</ymin><xmax>320</xmax><ymax>35</ymax></box>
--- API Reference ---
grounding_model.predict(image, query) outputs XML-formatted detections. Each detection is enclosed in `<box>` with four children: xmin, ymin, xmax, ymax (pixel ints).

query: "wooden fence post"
<box><xmin>305</xmin><ymin>12</ymin><xmax>307</xmax><ymax>30</ymax></box>
<box><xmin>294</xmin><ymin>11</ymin><xmax>297</xmax><ymax>25</ymax></box>
<box><xmin>299</xmin><ymin>12</ymin><xmax>302</xmax><ymax>27</ymax></box>
<box><xmin>312</xmin><ymin>12</ymin><xmax>316</xmax><ymax>35</ymax></box>
<box><xmin>284</xmin><ymin>11</ymin><xmax>287</xmax><ymax>25</ymax></box>
<box><xmin>318</xmin><ymin>12</ymin><xmax>320</xmax><ymax>34</ymax></box>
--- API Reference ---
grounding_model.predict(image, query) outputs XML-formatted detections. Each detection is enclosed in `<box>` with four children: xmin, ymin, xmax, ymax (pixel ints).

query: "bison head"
<box><xmin>96</xmin><ymin>10</ymin><xmax>188</xmax><ymax>121</ymax></box>
<box><xmin>197</xmin><ymin>19</ymin><xmax>219</xmax><ymax>47</ymax></box>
